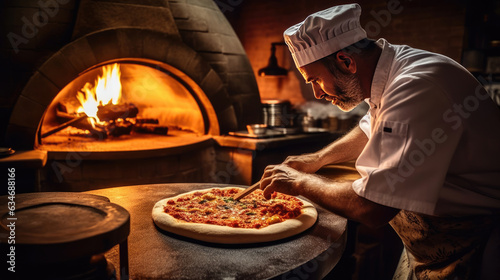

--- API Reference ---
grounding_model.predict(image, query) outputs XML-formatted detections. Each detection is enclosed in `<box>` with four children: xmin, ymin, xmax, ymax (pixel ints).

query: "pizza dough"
<box><xmin>152</xmin><ymin>187</ymin><xmax>318</xmax><ymax>244</ymax></box>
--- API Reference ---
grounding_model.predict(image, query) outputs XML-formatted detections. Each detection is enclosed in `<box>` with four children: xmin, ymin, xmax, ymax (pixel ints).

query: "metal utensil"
<box><xmin>246</xmin><ymin>124</ymin><xmax>267</xmax><ymax>136</ymax></box>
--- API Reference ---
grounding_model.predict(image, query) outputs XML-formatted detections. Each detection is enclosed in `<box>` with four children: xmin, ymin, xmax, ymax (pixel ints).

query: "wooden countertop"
<box><xmin>0</xmin><ymin>150</ymin><xmax>47</xmax><ymax>168</ymax></box>
<box><xmin>213</xmin><ymin>131</ymin><xmax>341</xmax><ymax>151</ymax></box>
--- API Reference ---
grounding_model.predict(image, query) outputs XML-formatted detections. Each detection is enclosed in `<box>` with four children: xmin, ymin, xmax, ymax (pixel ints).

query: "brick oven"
<box><xmin>1</xmin><ymin>0</ymin><xmax>262</xmax><ymax>191</ymax></box>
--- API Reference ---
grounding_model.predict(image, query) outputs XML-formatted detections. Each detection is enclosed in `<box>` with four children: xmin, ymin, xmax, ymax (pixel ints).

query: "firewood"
<box><xmin>56</xmin><ymin>107</ymin><xmax>84</xmax><ymax>122</ymax></box>
<box><xmin>97</xmin><ymin>103</ymin><xmax>138</xmax><ymax>121</ymax></box>
<box><xmin>70</xmin><ymin>117</ymin><xmax>96</xmax><ymax>131</ymax></box>
<box><xmin>89</xmin><ymin>126</ymin><xmax>108</xmax><ymax>140</ymax></box>
<box><xmin>107</xmin><ymin>120</ymin><xmax>134</xmax><ymax>137</ymax></box>
<box><xmin>133</xmin><ymin>124</ymin><xmax>169</xmax><ymax>135</ymax></box>
<box><xmin>135</xmin><ymin>118</ymin><xmax>159</xmax><ymax>124</ymax></box>
<box><xmin>63</xmin><ymin>116</ymin><xmax>108</xmax><ymax>139</ymax></box>
<box><xmin>56</xmin><ymin>110</ymin><xmax>74</xmax><ymax>120</ymax></box>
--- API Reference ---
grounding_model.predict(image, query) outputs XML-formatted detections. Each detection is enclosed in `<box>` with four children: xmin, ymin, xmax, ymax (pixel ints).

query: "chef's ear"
<box><xmin>336</xmin><ymin>51</ymin><xmax>357</xmax><ymax>74</ymax></box>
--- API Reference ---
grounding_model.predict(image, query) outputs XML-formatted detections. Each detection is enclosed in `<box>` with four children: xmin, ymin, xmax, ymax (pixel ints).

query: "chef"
<box><xmin>259</xmin><ymin>4</ymin><xmax>500</xmax><ymax>279</ymax></box>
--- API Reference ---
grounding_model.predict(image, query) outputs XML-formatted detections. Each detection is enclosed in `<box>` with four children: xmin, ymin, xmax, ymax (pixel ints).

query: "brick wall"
<box><xmin>227</xmin><ymin>0</ymin><xmax>467</xmax><ymax>107</ymax></box>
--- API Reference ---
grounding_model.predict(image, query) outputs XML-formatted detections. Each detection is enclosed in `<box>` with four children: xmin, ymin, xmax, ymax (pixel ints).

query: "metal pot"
<box><xmin>262</xmin><ymin>99</ymin><xmax>294</xmax><ymax>127</ymax></box>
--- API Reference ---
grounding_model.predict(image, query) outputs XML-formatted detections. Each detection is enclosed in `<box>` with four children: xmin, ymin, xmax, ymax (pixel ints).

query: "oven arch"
<box><xmin>7</xmin><ymin>28</ymin><xmax>237</xmax><ymax>149</ymax></box>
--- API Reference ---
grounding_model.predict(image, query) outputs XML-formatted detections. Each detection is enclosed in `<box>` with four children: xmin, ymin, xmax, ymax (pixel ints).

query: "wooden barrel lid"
<box><xmin>0</xmin><ymin>192</ymin><xmax>130</xmax><ymax>264</ymax></box>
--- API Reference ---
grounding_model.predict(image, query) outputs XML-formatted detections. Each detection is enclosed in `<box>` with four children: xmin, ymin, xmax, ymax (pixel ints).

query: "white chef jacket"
<box><xmin>353</xmin><ymin>39</ymin><xmax>500</xmax><ymax>217</ymax></box>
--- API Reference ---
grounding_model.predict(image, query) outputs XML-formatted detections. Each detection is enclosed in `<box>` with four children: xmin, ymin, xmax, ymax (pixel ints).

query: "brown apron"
<box><xmin>390</xmin><ymin>210</ymin><xmax>498</xmax><ymax>280</ymax></box>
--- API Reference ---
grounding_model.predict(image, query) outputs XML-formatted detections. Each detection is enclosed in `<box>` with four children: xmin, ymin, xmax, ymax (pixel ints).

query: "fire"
<box><xmin>76</xmin><ymin>63</ymin><xmax>122</xmax><ymax>126</ymax></box>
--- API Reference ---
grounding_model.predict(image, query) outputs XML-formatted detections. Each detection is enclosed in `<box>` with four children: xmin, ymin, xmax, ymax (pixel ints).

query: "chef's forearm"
<box><xmin>316</xmin><ymin>125</ymin><xmax>368</xmax><ymax>165</ymax></box>
<box><xmin>296</xmin><ymin>174</ymin><xmax>398</xmax><ymax>228</ymax></box>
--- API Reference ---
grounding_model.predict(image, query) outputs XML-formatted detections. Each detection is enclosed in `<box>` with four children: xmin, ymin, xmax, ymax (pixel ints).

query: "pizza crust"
<box><xmin>152</xmin><ymin>187</ymin><xmax>318</xmax><ymax>244</ymax></box>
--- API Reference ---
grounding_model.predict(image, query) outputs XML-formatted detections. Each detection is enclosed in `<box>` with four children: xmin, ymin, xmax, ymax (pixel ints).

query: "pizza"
<box><xmin>152</xmin><ymin>187</ymin><xmax>318</xmax><ymax>244</ymax></box>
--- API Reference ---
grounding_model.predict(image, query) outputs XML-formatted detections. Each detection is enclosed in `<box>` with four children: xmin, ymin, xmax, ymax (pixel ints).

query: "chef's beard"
<box><xmin>330</xmin><ymin>67</ymin><xmax>364</xmax><ymax>112</ymax></box>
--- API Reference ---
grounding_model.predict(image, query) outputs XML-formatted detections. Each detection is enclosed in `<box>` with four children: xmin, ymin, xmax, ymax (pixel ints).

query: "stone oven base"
<box><xmin>38</xmin><ymin>130</ymin><xmax>206</xmax><ymax>156</ymax></box>
<box><xmin>39</xmin><ymin>136</ymin><xmax>217</xmax><ymax>192</ymax></box>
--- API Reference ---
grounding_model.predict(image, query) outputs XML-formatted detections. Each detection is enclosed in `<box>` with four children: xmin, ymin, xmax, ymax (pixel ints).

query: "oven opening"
<box><xmin>37</xmin><ymin>58</ymin><xmax>218</xmax><ymax>152</ymax></box>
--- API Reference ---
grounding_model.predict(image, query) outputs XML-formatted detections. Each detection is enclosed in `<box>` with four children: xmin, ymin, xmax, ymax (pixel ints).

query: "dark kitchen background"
<box><xmin>0</xmin><ymin>0</ymin><xmax>499</xmax><ymax>279</ymax></box>
<box><xmin>226</xmin><ymin>0</ymin><xmax>500</xmax><ymax>105</ymax></box>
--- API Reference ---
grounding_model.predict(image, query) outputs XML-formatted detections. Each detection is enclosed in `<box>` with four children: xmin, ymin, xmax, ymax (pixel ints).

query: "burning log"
<box><xmin>56</xmin><ymin>109</ymin><xmax>76</xmax><ymax>121</ymax></box>
<box><xmin>61</xmin><ymin>115</ymin><xmax>107</xmax><ymax>139</ymax></box>
<box><xmin>49</xmin><ymin>101</ymin><xmax>170</xmax><ymax>139</ymax></box>
<box><xmin>45</xmin><ymin>63</ymin><xmax>170</xmax><ymax>140</ymax></box>
<box><xmin>86</xmin><ymin>126</ymin><xmax>108</xmax><ymax>140</ymax></box>
<box><xmin>97</xmin><ymin>103</ymin><xmax>138</xmax><ymax>122</ymax></box>
<box><xmin>41</xmin><ymin>115</ymin><xmax>107</xmax><ymax>139</ymax></box>
<box><xmin>136</xmin><ymin>118</ymin><xmax>159</xmax><ymax>124</ymax></box>
<box><xmin>107</xmin><ymin>119</ymin><xmax>134</xmax><ymax>137</ymax></box>
<box><xmin>133</xmin><ymin>124</ymin><xmax>169</xmax><ymax>135</ymax></box>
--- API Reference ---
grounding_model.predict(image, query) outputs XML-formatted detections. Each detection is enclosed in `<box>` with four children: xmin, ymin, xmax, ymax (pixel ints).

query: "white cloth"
<box><xmin>283</xmin><ymin>4</ymin><xmax>367</xmax><ymax>68</ymax></box>
<box><xmin>353</xmin><ymin>39</ymin><xmax>500</xmax><ymax>216</ymax></box>
<box><xmin>358</xmin><ymin>106</ymin><xmax>371</xmax><ymax>138</ymax></box>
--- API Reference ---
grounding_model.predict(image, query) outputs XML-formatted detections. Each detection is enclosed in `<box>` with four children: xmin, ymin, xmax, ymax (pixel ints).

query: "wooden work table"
<box><xmin>86</xmin><ymin>183</ymin><xmax>349</xmax><ymax>280</ymax></box>
<box><xmin>0</xmin><ymin>157</ymin><xmax>360</xmax><ymax>279</ymax></box>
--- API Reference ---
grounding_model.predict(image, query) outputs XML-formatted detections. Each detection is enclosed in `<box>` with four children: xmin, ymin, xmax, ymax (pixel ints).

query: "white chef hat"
<box><xmin>284</xmin><ymin>4</ymin><xmax>367</xmax><ymax>68</ymax></box>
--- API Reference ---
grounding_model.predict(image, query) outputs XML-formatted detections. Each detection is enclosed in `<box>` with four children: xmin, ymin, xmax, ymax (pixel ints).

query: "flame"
<box><xmin>76</xmin><ymin>63</ymin><xmax>122</xmax><ymax>126</ymax></box>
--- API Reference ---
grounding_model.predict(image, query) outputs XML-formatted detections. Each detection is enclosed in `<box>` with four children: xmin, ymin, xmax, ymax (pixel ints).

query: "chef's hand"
<box><xmin>260</xmin><ymin>164</ymin><xmax>304</xmax><ymax>199</ymax></box>
<box><xmin>281</xmin><ymin>152</ymin><xmax>323</xmax><ymax>174</ymax></box>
